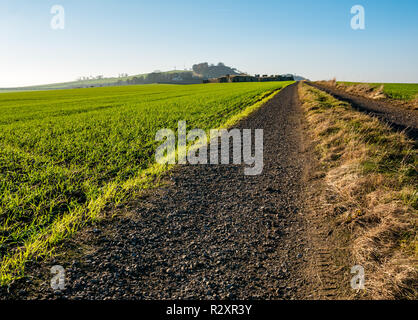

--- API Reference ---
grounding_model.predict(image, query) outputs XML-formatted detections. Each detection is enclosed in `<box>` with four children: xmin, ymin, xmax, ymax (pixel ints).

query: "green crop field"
<box><xmin>374</xmin><ymin>83</ymin><xmax>418</xmax><ymax>100</ymax></box>
<box><xmin>339</xmin><ymin>82</ymin><xmax>418</xmax><ymax>101</ymax></box>
<box><xmin>0</xmin><ymin>81</ymin><xmax>293</xmax><ymax>284</ymax></box>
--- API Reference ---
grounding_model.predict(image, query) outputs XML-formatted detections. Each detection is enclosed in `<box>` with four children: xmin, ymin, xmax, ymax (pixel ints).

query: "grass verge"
<box><xmin>299</xmin><ymin>83</ymin><xmax>417</xmax><ymax>299</ymax></box>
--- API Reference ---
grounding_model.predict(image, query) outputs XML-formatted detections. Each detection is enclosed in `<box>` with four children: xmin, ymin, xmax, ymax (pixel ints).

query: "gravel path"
<box><xmin>307</xmin><ymin>82</ymin><xmax>418</xmax><ymax>140</ymax></box>
<box><xmin>4</xmin><ymin>83</ymin><xmax>316</xmax><ymax>300</ymax></box>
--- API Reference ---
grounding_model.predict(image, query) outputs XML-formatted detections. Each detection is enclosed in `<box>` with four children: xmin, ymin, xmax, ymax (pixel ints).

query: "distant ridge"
<box><xmin>0</xmin><ymin>63</ymin><xmax>307</xmax><ymax>92</ymax></box>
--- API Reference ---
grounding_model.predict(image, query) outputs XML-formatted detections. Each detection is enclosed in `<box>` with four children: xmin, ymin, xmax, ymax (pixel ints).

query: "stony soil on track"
<box><xmin>3</xmin><ymin>83</ymin><xmax>343</xmax><ymax>300</ymax></box>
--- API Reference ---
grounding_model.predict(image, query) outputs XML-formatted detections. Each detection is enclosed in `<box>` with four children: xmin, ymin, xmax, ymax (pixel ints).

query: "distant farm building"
<box><xmin>204</xmin><ymin>74</ymin><xmax>294</xmax><ymax>83</ymax></box>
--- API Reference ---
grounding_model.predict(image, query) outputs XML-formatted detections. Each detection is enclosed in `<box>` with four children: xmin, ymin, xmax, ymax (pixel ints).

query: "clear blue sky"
<box><xmin>1</xmin><ymin>0</ymin><xmax>417</xmax><ymax>87</ymax></box>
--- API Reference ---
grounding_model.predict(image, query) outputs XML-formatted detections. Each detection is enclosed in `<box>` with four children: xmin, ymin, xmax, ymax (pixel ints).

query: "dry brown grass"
<box><xmin>344</xmin><ymin>83</ymin><xmax>385</xmax><ymax>100</ymax></box>
<box><xmin>299</xmin><ymin>83</ymin><xmax>417</xmax><ymax>299</ymax></box>
<box><xmin>317</xmin><ymin>80</ymin><xmax>386</xmax><ymax>100</ymax></box>
<box><xmin>412</xmin><ymin>98</ymin><xmax>418</xmax><ymax>110</ymax></box>
<box><xmin>341</xmin><ymin>83</ymin><xmax>385</xmax><ymax>100</ymax></box>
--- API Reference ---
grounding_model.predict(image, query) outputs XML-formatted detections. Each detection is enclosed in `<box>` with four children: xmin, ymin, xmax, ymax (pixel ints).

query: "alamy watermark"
<box><xmin>50</xmin><ymin>265</ymin><xmax>65</xmax><ymax>291</ymax></box>
<box><xmin>50</xmin><ymin>5</ymin><xmax>65</xmax><ymax>30</ymax></box>
<box><xmin>350</xmin><ymin>265</ymin><xmax>365</xmax><ymax>290</ymax></box>
<box><xmin>155</xmin><ymin>121</ymin><xmax>264</xmax><ymax>176</ymax></box>
<box><xmin>351</xmin><ymin>5</ymin><xmax>365</xmax><ymax>30</ymax></box>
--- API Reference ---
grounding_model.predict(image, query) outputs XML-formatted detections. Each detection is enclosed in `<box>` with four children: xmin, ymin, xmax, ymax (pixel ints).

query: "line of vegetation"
<box><xmin>0</xmin><ymin>81</ymin><xmax>292</xmax><ymax>285</ymax></box>
<box><xmin>299</xmin><ymin>83</ymin><xmax>417</xmax><ymax>299</ymax></box>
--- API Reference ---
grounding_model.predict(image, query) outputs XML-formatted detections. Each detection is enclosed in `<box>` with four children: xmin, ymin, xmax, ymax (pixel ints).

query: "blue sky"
<box><xmin>1</xmin><ymin>0</ymin><xmax>417</xmax><ymax>87</ymax></box>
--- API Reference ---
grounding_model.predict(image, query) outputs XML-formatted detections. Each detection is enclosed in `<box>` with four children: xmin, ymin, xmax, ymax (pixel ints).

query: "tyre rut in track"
<box><xmin>8</xmin><ymin>83</ymin><xmax>318</xmax><ymax>300</ymax></box>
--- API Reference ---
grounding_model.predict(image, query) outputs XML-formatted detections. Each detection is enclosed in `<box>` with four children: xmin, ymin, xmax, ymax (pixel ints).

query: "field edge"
<box><xmin>0</xmin><ymin>83</ymin><xmax>291</xmax><ymax>286</ymax></box>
